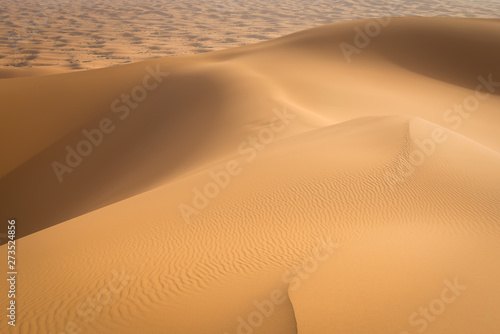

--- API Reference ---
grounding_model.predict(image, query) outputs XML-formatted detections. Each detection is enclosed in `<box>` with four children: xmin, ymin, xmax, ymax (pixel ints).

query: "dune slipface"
<box><xmin>0</xmin><ymin>17</ymin><xmax>499</xmax><ymax>334</ymax></box>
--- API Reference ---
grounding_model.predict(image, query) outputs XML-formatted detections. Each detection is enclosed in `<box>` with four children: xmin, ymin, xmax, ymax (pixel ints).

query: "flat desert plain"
<box><xmin>1</xmin><ymin>0</ymin><xmax>500</xmax><ymax>76</ymax></box>
<box><xmin>0</xmin><ymin>1</ymin><xmax>500</xmax><ymax>334</ymax></box>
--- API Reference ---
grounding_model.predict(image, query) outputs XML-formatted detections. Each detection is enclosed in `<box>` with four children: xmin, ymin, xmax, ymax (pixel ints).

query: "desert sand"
<box><xmin>1</xmin><ymin>6</ymin><xmax>500</xmax><ymax>334</ymax></box>
<box><xmin>1</xmin><ymin>0</ymin><xmax>500</xmax><ymax>77</ymax></box>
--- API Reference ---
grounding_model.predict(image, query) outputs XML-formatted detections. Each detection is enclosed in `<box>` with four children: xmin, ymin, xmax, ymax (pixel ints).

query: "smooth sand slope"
<box><xmin>1</xmin><ymin>17</ymin><xmax>500</xmax><ymax>333</ymax></box>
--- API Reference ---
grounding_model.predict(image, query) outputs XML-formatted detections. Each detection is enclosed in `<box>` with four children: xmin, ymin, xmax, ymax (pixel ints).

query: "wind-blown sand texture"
<box><xmin>1</xmin><ymin>0</ymin><xmax>500</xmax><ymax>77</ymax></box>
<box><xmin>1</xmin><ymin>14</ymin><xmax>500</xmax><ymax>334</ymax></box>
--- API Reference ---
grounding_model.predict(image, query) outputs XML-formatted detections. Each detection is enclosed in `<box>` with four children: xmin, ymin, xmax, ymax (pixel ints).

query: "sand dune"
<box><xmin>1</xmin><ymin>16</ymin><xmax>500</xmax><ymax>334</ymax></box>
<box><xmin>290</xmin><ymin>226</ymin><xmax>500</xmax><ymax>334</ymax></box>
<box><xmin>1</xmin><ymin>0</ymin><xmax>500</xmax><ymax>77</ymax></box>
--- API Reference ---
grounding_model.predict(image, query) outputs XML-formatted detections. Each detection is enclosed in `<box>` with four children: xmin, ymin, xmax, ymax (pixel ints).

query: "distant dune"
<box><xmin>1</xmin><ymin>17</ymin><xmax>499</xmax><ymax>333</ymax></box>
<box><xmin>1</xmin><ymin>0</ymin><xmax>500</xmax><ymax>76</ymax></box>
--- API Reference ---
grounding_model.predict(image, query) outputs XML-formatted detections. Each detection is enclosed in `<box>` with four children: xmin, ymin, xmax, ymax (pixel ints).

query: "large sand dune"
<box><xmin>1</xmin><ymin>17</ymin><xmax>500</xmax><ymax>333</ymax></box>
